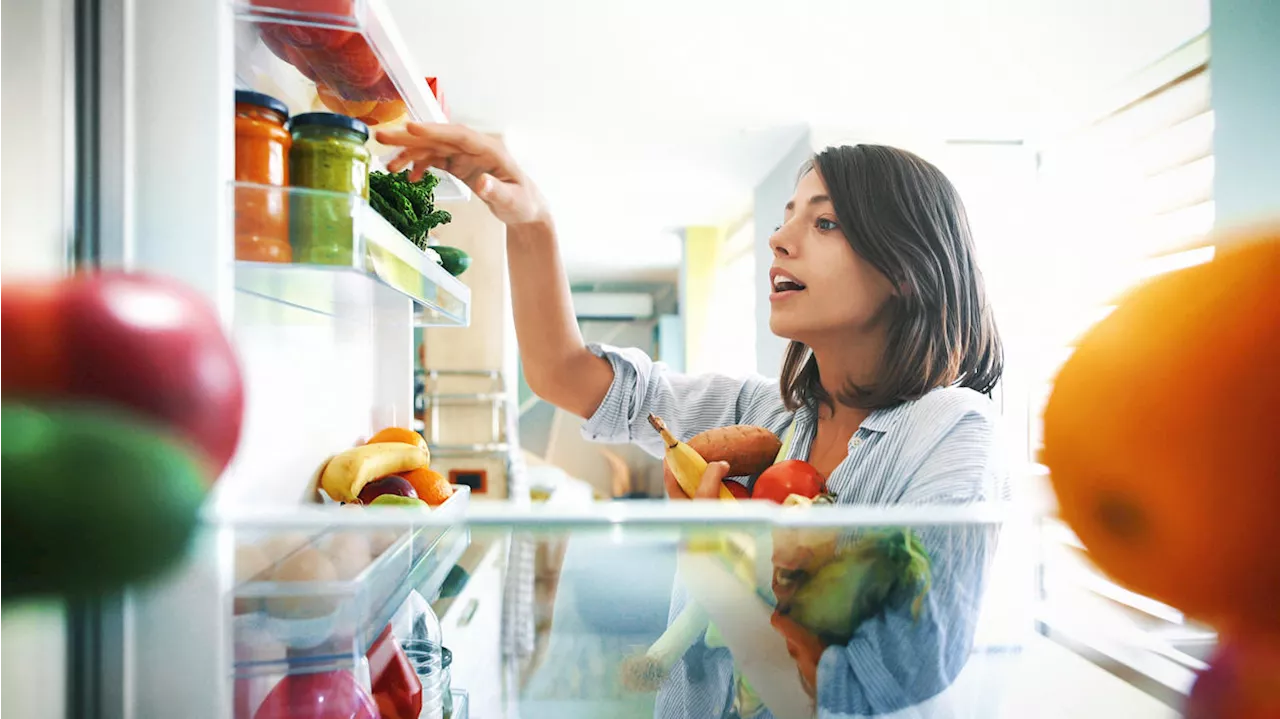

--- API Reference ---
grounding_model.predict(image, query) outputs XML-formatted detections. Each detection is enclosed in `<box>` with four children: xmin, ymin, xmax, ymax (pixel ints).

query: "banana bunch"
<box><xmin>319</xmin><ymin>442</ymin><xmax>429</xmax><ymax>503</ymax></box>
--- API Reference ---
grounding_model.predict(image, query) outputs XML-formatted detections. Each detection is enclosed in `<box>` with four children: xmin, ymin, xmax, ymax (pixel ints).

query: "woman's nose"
<box><xmin>769</xmin><ymin>224</ymin><xmax>795</xmax><ymax>257</ymax></box>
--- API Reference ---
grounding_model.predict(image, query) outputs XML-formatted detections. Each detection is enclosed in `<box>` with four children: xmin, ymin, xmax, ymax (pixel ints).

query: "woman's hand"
<box><xmin>374</xmin><ymin>123</ymin><xmax>548</xmax><ymax>227</ymax></box>
<box><xmin>770</xmin><ymin>611</ymin><xmax>824</xmax><ymax>698</ymax></box>
<box><xmin>662</xmin><ymin>460</ymin><xmax>731</xmax><ymax>500</ymax></box>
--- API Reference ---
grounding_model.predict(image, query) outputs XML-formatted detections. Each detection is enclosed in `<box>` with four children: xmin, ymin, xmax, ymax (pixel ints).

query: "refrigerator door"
<box><xmin>4</xmin><ymin>0</ymin><xmax>90</xmax><ymax>717</ymax></box>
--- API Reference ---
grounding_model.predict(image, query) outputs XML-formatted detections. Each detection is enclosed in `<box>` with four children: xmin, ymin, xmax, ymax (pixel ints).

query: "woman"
<box><xmin>380</xmin><ymin>124</ymin><xmax>1006</xmax><ymax>717</ymax></box>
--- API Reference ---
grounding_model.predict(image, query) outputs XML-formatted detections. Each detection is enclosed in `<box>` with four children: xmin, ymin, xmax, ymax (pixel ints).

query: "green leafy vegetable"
<box><xmin>785</xmin><ymin>528</ymin><xmax>933</xmax><ymax>646</ymax></box>
<box><xmin>368</xmin><ymin>170</ymin><xmax>453</xmax><ymax>249</ymax></box>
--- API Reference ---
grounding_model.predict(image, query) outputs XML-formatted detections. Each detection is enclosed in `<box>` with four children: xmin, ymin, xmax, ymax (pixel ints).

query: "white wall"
<box><xmin>752</xmin><ymin>131</ymin><xmax>813</xmax><ymax>376</ymax></box>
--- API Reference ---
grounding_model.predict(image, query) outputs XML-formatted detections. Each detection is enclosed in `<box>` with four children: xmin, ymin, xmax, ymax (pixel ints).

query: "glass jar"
<box><xmin>287</xmin><ymin>112</ymin><xmax>371</xmax><ymax>266</ymax></box>
<box><xmin>233</xmin><ymin>90</ymin><xmax>292</xmax><ymax>263</ymax></box>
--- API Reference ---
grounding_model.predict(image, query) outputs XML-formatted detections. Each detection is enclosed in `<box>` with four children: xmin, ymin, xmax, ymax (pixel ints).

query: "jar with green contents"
<box><xmin>288</xmin><ymin>112</ymin><xmax>371</xmax><ymax>266</ymax></box>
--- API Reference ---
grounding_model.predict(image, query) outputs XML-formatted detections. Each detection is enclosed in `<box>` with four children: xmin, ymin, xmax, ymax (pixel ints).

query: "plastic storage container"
<box><xmin>288</xmin><ymin>112</ymin><xmax>372</xmax><ymax>265</ymax></box>
<box><xmin>234</xmin><ymin>90</ymin><xmax>292</xmax><ymax>263</ymax></box>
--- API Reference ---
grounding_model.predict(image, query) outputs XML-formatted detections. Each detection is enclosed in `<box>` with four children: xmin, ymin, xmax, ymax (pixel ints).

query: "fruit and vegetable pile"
<box><xmin>2</xmin><ymin>272</ymin><xmax>245</xmax><ymax>599</ymax></box>
<box><xmin>319</xmin><ymin>426</ymin><xmax>454</xmax><ymax>507</ymax></box>
<box><xmin>1042</xmin><ymin>230</ymin><xmax>1280</xmax><ymax>719</ymax></box>
<box><xmin>623</xmin><ymin>415</ymin><xmax>932</xmax><ymax>710</ymax></box>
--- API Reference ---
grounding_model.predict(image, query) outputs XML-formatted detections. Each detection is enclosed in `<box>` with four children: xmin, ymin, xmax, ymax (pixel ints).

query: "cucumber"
<box><xmin>1</xmin><ymin>403</ymin><xmax>208</xmax><ymax>599</ymax></box>
<box><xmin>433</xmin><ymin>245</ymin><xmax>471</xmax><ymax>277</ymax></box>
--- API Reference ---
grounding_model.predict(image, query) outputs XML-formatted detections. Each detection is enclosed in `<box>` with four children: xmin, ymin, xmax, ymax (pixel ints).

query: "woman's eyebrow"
<box><xmin>784</xmin><ymin>195</ymin><xmax>831</xmax><ymax>212</ymax></box>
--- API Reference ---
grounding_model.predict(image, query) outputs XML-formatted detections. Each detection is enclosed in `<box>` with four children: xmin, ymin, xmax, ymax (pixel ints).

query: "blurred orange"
<box><xmin>398</xmin><ymin>467</ymin><xmax>452</xmax><ymax>506</ymax></box>
<box><xmin>365</xmin><ymin>427</ymin><xmax>427</xmax><ymax>453</ymax></box>
<box><xmin>1043</xmin><ymin>228</ymin><xmax>1280</xmax><ymax>641</ymax></box>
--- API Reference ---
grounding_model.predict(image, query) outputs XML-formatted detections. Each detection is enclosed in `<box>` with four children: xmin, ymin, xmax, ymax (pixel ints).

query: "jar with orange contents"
<box><xmin>234</xmin><ymin>90</ymin><xmax>292</xmax><ymax>262</ymax></box>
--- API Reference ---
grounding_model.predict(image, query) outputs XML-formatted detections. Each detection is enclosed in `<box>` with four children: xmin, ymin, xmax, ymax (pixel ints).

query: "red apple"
<box><xmin>253</xmin><ymin>669</ymin><xmax>377</xmax><ymax>719</ymax></box>
<box><xmin>357</xmin><ymin>476</ymin><xmax>418</xmax><ymax>505</ymax></box>
<box><xmin>1</xmin><ymin>272</ymin><xmax>245</xmax><ymax>477</ymax></box>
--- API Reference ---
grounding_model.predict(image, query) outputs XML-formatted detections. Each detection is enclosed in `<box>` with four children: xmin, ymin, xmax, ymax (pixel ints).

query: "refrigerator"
<box><xmin>0</xmin><ymin>1</ymin><xmax>1209</xmax><ymax>717</ymax></box>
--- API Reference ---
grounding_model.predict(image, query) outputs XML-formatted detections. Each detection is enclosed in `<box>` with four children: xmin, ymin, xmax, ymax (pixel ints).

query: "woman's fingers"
<box><xmin>663</xmin><ymin>460</ymin><xmax>729</xmax><ymax>500</ymax></box>
<box><xmin>695</xmin><ymin>461</ymin><xmax>731</xmax><ymax>499</ymax></box>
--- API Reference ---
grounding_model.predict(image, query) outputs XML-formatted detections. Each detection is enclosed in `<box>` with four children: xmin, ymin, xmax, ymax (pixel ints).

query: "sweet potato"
<box><xmin>688</xmin><ymin>425</ymin><xmax>782</xmax><ymax>477</ymax></box>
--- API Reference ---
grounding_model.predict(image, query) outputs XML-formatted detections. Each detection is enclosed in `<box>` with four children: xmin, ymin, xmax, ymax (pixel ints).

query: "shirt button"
<box><xmin>851</xmin><ymin>437</ymin><xmax>863</xmax><ymax>448</ymax></box>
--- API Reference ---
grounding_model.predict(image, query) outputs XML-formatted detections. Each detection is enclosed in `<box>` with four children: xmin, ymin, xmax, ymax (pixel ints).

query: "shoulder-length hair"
<box><xmin>780</xmin><ymin>144</ymin><xmax>1004</xmax><ymax>411</ymax></box>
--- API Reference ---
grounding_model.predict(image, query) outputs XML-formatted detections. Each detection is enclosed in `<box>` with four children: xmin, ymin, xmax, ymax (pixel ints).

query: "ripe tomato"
<box><xmin>249</xmin><ymin>0</ymin><xmax>356</xmax><ymax>50</ymax></box>
<box><xmin>724</xmin><ymin>481</ymin><xmax>751</xmax><ymax>500</ymax></box>
<box><xmin>752</xmin><ymin>460</ymin><xmax>825</xmax><ymax>504</ymax></box>
<box><xmin>324</xmin><ymin>34</ymin><xmax>385</xmax><ymax>87</ymax></box>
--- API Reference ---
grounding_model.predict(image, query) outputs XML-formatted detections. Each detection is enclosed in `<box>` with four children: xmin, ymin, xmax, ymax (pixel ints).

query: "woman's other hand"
<box><xmin>663</xmin><ymin>459</ymin><xmax>730</xmax><ymax>500</ymax></box>
<box><xmin>375</xmin><ymin>123</ymin><xmax>548</xmax><ymax>226</ymax></box>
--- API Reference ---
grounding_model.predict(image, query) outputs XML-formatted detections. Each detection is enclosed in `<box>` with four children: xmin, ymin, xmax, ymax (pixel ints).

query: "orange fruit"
<box><xmin>398</xmin><ymin>467</ymin><xmax>453</xmax><ymax>506</ymax></box>
<box><xmin>315</xmin><ymin>82</ymin><xmax>378</xmax><ymax>118</ymax></box>
<box><xmin>365</xmin><ymin>426</ymin><xmax>427</xmax><ymax>452</ymax></box>
<box><xmin>1042</xmin><ymin>229</ymin><xmax>1280</xmax><ymax>639</ymax></box>
<box><xmin>356</xmin><ymin>99</ymin><xmax>407</xmax><ymax>126</ymax></box>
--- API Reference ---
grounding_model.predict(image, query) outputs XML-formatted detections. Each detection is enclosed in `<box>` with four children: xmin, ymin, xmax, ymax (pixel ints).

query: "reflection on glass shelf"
<box><xmin>232</xmin><ymin>181</ymin><xmax>470</xmax><ymax>326</ymax></box>
<box><xmin>231</xmin><ymin>0</ymin><xmax>470</xmax><ymax>200</ymax></box>
<box><xmin>220</xmin><ymin>500</ymin><xmax>1039</xmax><ymax>719</ymax></box>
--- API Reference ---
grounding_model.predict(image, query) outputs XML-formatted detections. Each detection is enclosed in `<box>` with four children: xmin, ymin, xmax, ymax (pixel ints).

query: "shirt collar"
<box><xmin>860</xmin><ymin>401</ymin><xmax>911</xmax><ymax>434</ymax></box>
<box><xmin>797</xmin><ymin>397</ymin><xmax>910</xmax><ymax>437</ymax></box>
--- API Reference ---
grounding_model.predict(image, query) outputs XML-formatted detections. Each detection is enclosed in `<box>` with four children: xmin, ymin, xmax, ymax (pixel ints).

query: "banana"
<box><xmin>319</xmin><ymin>442</ymin><xmax>429</xmax><ymax>503</ymax></box>
<box><xmin>648</xmin><ymin>414</ymin><xmax>735</xmax><ymax>500</ymax></box>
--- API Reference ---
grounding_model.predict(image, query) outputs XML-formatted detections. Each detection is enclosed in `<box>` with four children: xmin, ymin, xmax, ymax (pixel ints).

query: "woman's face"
<box><xmin>768</xmin><ymin>169</ymin><xmax>897</xmax><ymax>346</ymax></box>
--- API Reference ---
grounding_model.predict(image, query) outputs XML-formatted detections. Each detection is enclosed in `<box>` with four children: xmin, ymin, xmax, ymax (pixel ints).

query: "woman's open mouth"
<box><xmin>770</xmin><ymin>268</ymin><xmax>806</xmax><ymax>301</ymax></box>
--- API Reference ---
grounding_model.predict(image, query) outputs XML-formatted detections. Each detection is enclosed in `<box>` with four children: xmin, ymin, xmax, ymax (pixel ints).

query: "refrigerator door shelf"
<box><xmin>232</xmin><ymin>182</ymin><xmax>471</xmax><ymax>327</ymax></box>
<box><xmin>231</xmin><ymin>0</ymin><xmax>470</xmax><ymax>201</ymax></box>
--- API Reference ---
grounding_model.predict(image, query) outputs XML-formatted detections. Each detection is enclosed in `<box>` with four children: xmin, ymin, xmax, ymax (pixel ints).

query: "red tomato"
<box><xmin>259</xmin><ymin>27</ymin><xmax>322</xmax><ymax>82</ymax></box>
<box><xmin>1</xmin><ymin>272</ymin><xmax>245</xmax><ymax>477</ymax></box>
<box><xmin>752</xmin><ymin>460</ymin><xmax>826</xmax><ymax>504</ymax></box>
<box><xmin>724</xmin><ymin>481</ymin><xmax>751</xmax><ymax>500</ymax></box>
<box><xmin>323</xmin><ymin>34</ymin><xmax>385</xmax><ymax>88</ymax></box>
<box><xmin>249</xmin><ymin>0</ymin><xmax>356</xmax><ymax>49</ymax></box>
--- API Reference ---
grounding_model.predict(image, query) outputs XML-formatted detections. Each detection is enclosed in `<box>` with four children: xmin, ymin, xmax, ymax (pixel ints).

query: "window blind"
<box><xmin>1031</xmin><ymin>33</ymin><xmax>1213</xmax><ymax>461</ymax></box>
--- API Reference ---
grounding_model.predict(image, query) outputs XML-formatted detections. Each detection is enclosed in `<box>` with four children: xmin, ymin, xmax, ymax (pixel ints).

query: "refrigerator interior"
<box><xmin>0</xmin><ymin>0</ymin><xmax>1226</xmax><ymax>717</ymax></box>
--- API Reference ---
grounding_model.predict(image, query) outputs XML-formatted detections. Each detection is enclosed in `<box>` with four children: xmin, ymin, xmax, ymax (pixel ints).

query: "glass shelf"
<box><xmin>232</xmin><ymin>0</ymin><xmax>470</xmax><ymax>201</ymax></box>
<box><xmin>232</xmin><ymin>181</ymin><xmax>470</xmax><ymax>326</ymax></box>
<box><xmin>232</xmin><ymin>487</ymin><xmax>470</xmax><ymax>666</ymax></box>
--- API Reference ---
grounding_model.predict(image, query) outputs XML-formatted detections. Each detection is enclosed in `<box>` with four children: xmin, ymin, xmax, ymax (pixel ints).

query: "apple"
<box><xmin>1</xmin><ymin>272</ymin><xmax>245</xmax><ymax>477</ymax></box>
<box><xmin>358</xmin><ymin>476</ymin><xmax>418</xmax><ymax>505</ymax></box>
<box><xmin>253</xmin><ymin>669</ymin><xmax>377</xmax><ymax>719</ymax></box>
<box><xmin>369</xmin><ymin>495</ymin><xmax>427</xmax><ymax>508</ymax></box>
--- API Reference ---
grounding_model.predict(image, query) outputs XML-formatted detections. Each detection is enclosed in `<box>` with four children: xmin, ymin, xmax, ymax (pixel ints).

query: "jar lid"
<box><xmin>234</xmin><ymin>90</ymin><xmax>289</xmax><ymax>119</ymax></box>
<box><xmin>290</xmin><ymin>112</ymin><xmax>370</xmax><ymax>141</ymax></box>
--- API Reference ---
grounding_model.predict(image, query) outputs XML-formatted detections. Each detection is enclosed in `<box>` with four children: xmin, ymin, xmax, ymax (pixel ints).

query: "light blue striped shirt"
<box><xmin>581</xmin><ymin>343</ymin><xmax>1007</xmax><ymax>718</ymax></box>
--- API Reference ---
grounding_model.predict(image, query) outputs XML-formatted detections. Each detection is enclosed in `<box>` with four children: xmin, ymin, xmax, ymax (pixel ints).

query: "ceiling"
<box><xmin>392</xmin><ymin>0</ymin><xmax>1209</xmax><ymax>281</ymax></box>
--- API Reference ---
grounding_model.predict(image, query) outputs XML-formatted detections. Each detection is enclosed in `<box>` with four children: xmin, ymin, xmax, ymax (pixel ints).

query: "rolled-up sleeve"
<box><xmin>580</xmin><ymin>343</ymin><xmax>775</xmax><ymax>460</ymax></box>
<box><xmin>816</xmin><ymin>412</ymin><xmax>1002</xmax><ymax>717</ymax></box>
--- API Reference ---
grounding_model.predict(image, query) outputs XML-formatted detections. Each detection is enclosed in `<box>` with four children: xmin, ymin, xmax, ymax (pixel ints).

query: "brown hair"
<box><xmin>779</xmin><ymin>145</ymin><xmax>1003</xmax><ymax>412</ymax></box>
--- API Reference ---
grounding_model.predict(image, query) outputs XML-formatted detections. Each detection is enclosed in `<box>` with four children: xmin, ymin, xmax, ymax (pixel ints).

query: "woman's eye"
<box><xmin>816</xmin><ymin>218</ymin><xmax>840</xmax><ymax>231</ymax></box>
